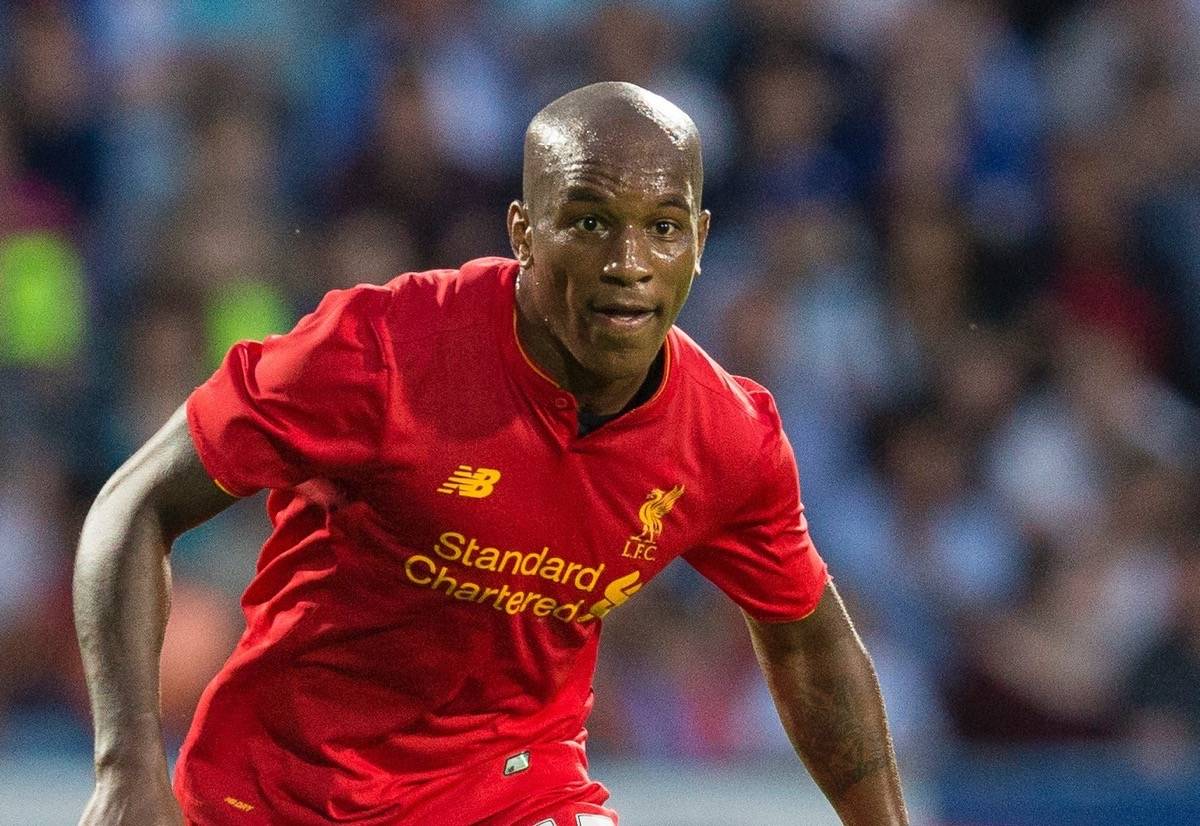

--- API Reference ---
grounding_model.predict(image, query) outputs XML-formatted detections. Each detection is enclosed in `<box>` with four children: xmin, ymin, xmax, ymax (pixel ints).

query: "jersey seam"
<box><xmin>678</xmin><ymin>369</ymin><xmax>779</xmax><ymax>433</ymax></box>
<box><xmin>378</xmin><ymin>272</ymin><xmax>496</xmax><ymax>353</ymax></box>
<box><xmin>366</xmin><ymin>288</ymin><xmax>398</xmax><ymax>472</ymax></box>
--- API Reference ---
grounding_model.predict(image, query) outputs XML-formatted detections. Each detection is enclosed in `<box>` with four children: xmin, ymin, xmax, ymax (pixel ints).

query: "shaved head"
<box><xmin>522</xmin><ymin>82</ymin><xmax>704</xmax><ymax>214</ymax></box>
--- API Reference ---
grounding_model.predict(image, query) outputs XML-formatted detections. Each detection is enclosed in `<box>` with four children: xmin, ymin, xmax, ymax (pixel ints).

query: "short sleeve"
<box><xmin>186</xmin><ymin>286</ymin><xmax>391</xmax><ymax>496</ymax></box>
<box><xmin>684</xmin><ymin>427</ymin><xmax>829</xmax><ymax>623</ymax></box>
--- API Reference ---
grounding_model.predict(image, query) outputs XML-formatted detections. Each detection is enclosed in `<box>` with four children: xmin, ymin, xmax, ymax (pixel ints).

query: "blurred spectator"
<box><xmin>111</xmin><ymin>292</ymin><xmax>206</xmax><ymax>450</ymax></box>
<box><xmin>316</xmin><ymin>208</ymin><xmax>417</xmax><ymax>294</ymax></box>
<box><xmin>0</xmin><ymin>94</ymin><xmax>86</xmax><ymax>374</ymax></box>
<box><xmin>0</xmin><ymin>88</ymin><xmax>90</xmax><ymax>459</ymax></box>
<box><xmin>952</xmin><ymin>515</ymin><xmax>1175</xmax><ymax>742</ymax></box>
<box><xmin>0</xmin><ymin>444</ymin><xmax>75</xmax><ymax>742</ymax></box>
<box><xmin>330</xmin><ymin>64</ymin><xmax>479</xmax><ymax>266</ymax></box>
<box><xmin>1126</xmin><ymin>538</ymin><xmax>1200</xmax><ymax>778</ymax></box>
<box><xmin>8</xmin><ymin>1</ymin><xmax>103</xmax><ymax>212</ymax></box>
<box><xmin>887</xmin><ymin>207</ymin><xmax>972</xmax><ymax>351</ymax></box>
<box><xmin>736</xmin><ymin>53</ymin><xmax>855</xmax><ymax>207</ymax></box>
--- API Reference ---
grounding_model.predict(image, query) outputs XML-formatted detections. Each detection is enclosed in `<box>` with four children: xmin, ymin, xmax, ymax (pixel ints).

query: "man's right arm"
<box><xmin>74</xmin><ymin>403</ymin><xmax>237</xmax><ymax>826</ymax></box>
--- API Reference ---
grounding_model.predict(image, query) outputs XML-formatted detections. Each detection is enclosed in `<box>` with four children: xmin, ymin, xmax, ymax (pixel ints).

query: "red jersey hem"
<box><xmin>743</xmin><ymin>568</ymin><xmax>831</xmax><ymax>623</ymax></box>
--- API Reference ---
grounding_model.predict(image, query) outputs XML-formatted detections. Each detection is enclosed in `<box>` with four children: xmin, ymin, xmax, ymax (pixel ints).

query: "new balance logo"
<box><xmin>437</xmin><ymin>466</ymin><xmax>501</xmax><ymax>498</ymax></box>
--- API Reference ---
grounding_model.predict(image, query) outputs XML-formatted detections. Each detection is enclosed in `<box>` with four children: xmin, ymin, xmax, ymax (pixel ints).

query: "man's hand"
<box><xmin>745</xmin><ymin>581</ymin><xmax>908</xmax><ymax>826</ymax></box>
<box><xmin>80</xmin><ymin>766</ymin><xmax>185</xmax><ymax>826</ymax></box>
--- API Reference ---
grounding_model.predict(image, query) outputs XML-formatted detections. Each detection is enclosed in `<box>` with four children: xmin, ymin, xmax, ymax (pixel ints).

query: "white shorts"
<box><xmin>530</xmin><ymin>815</ymin><xmax>616</xmax><ymax>826</ymax></box>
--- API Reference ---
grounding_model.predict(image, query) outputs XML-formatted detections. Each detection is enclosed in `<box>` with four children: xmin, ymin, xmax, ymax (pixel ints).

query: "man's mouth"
<box><xmin>589</xmin><ymin>300</ymin><xmax>659</xmax><ymax>330</ymax></box>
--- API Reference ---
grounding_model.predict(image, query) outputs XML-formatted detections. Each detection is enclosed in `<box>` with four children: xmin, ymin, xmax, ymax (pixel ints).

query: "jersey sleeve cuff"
<box><xmin>743</xmin><ymin>567</ymin><xmax>831</xmax><ymax>624</ymax></box>
<box><xmin>185</xmin><ymin>393</ymin><xmax>255</xmax><ymax>498</ymax></box>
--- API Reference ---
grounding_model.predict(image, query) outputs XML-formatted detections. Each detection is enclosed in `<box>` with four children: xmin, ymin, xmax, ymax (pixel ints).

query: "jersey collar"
<box><xmin>493</xmin><ymin>260</ymin><xmax>677</xmax><ymax>437</ymax></box>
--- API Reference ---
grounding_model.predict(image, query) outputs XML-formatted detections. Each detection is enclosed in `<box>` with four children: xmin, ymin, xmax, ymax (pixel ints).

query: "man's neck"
<box><xmin>570</xmin><ymin>369</ymin><xmax>650</xmax><ymax>417</ymax></box>
<box><xmin>515</xmin><ymin>293</ymin><xmax>656</xmax><ymax>417</ymax></box>
<box><xmin>578</xmin><ymin>349</ymin><xmax>665</xmax><ymax>436</ymax></box>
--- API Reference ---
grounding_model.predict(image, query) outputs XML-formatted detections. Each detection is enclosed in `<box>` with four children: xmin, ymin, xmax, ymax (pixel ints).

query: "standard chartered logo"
<box><xmin>578</xmin><ymin>571</ymin><xmax>643</xmax><ymax>622</ymax></box>
<box><xmin>401</xmin><ymin>531</ymin><xmax>641</xmax><ymax>624</ymax></box>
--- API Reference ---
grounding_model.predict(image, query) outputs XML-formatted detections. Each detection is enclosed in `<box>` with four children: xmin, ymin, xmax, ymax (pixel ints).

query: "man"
<box><xmin>75</xmin><ymin>82</ymin><xmax>908</xmax><ymax>825</ymax></box>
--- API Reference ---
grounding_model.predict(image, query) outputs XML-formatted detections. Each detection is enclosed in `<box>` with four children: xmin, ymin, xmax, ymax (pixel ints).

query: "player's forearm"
<box><xmin>770</xmin><ymin>638</ymin><xmax>905</xmax><ymax>824</ymax></box>
<box><xmin>748</xmin><ymin>586</ymin><xmax>908</xmax><ymax>825</ymax></box>
<box><xmin>74</xmin><ymin>482</ymin><xmax>175</xmax><ymax>771</ymax></box>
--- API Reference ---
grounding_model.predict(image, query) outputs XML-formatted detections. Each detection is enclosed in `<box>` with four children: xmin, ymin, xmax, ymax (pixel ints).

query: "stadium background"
<box><xmin>2</xmin><ymin>1</ymin><xmax>1199</xmax><ymax>823</ymax></box>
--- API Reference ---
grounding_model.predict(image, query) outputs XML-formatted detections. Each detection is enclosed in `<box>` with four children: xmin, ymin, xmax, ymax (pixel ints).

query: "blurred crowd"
<box><xmin>2</xmin><ymin>0</ymin><xmax>1199</xmax><ymax>797</ymax></box>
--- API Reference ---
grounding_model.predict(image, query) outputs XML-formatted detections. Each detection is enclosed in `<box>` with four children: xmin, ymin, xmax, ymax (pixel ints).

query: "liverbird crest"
<box><xmin>635</xmin><ymin>484</ymin><xmax>685</xmax><ymax>543</ymax></box>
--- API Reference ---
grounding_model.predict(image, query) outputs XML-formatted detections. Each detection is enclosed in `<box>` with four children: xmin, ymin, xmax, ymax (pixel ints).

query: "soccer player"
<box><xmin>75</xmin><ymin>82</ymin><xmax>908</xmax><ymax>825</ymax></box>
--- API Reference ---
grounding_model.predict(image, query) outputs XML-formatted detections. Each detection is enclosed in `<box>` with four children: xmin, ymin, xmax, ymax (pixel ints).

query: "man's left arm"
<box><xmin>745</xmin><ymin>581</ymin><xmax>908</xmax><ymax>825</ymax></box>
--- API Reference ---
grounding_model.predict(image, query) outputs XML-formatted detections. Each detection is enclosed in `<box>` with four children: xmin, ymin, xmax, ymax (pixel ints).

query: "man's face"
<box><xmin>510</xmin><ymin>134</ymin><xmax>710</xmax><ymax>384</ymax></box>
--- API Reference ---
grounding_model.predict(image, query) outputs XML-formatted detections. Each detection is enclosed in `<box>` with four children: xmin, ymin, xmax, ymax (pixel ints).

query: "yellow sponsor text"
<box><xmin>223</xmin><ymin>796</ymin><xmax>254</xmax><ymax>812</ymax></box>
<box><xmin>433</xmin><ymin>531</ymin><xmax>604</xmax><ymax>591</ymax></box>
<box><xmin>404</xmin><ymin>553</ymin><xmax>586</xmax><ymax>622</ymax></box>
<box><xmin>579</xmin><ymin>571</ymin><xmax>643</xmax><ymax>621</ymax></box>
<box><xmin>397</xmin><ymin>530</ymin><xmax>642</xmax><ymax>625</ymax></box>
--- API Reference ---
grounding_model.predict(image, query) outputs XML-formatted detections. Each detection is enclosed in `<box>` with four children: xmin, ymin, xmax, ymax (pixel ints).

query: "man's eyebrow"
<box><xmin>560</xmin><ymin>186</ymin><xmax>693</xmax><ymax>212</ymax></box>
<box><xmin>655</xmin><ymin>194</ymin><xmax>691</xmax><ymax>212</ymax></box>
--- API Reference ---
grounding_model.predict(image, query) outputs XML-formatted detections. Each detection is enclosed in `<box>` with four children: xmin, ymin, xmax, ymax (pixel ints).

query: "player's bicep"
<box><xmin>99</xmin><ymin>403</ymin><xmax>238</xmax><ymax>541</ymax></box>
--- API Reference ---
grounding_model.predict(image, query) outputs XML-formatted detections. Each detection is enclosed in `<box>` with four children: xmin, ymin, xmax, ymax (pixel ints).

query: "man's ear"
<box><xmin>694</xmin><ymin>209</ymin><xmax>712</xmax><ymax>276</ymax></box>
<box><xmin>507</xmin><ymin>201</ymin><xmax>533</xmax><ymax>267</ymax></box>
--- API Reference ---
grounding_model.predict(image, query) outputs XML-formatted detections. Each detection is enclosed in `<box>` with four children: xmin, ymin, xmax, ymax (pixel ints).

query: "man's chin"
<box><xmin>577</xmin><ymin>340</ymin><xmax>662</xmax><ymax>382</ymax></box>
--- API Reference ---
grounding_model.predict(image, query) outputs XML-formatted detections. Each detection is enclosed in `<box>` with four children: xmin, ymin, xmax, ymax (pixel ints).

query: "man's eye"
<box><xmin>575</xmin><ymin>216</ymin><xmax>601</xmax><ymax>232</ymax></box>
<box><xmin>653</xmin><ymin>220</ymin><xmax>679</xmax><ymax>236</ymax></box>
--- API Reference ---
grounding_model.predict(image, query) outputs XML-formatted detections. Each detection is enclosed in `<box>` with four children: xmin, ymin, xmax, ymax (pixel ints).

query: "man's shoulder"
<box><xmin>670</xmin><ymin>327</ymin><xmax>784</xmax><ymax>438</ymax></box>
<box><xmin>371</xmin><ymin>256</ymin><xmax>516</xmax><ymax>343</ymax></box>
<box><xmin>380</xmin><ymin>256</ymin><xmax>515</xmax><ymax>296</ymax></box>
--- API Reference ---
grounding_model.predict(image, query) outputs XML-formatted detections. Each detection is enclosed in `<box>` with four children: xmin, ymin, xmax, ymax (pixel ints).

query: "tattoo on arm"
<box><xmin>777</xmin><ymin>663</ymin><xmax>891</xmax><ymax>797</ymax></box>
<box><xmin>747</xmin><ymin>583</ymin><xmax>907</xmax><ymax>822</ymax></box>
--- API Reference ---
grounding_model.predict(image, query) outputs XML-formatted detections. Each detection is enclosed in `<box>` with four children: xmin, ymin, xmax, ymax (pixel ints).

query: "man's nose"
<box><xmin>601</xmin><ymin>227</ymin><xmax>653</xmax><ymax>285</ymax></box>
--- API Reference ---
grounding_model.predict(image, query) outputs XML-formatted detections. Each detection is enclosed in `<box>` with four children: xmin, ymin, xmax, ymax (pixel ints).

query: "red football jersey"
<box><xmin>178</xmin><ymin>257</ymin><xmax>828</xmax><ymax>824</ymax></box>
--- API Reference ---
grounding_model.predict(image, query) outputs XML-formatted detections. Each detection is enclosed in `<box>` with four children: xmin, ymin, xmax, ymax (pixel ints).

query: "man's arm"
<box><xmin>73</xmin><ymin>404</ymin><xmax>237</xmax><ymax>825</ymax></box>
<box><xmin>745</xmin><ymin>581</ymin><xmax>908</xmax><ymax>825</ymax></box>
